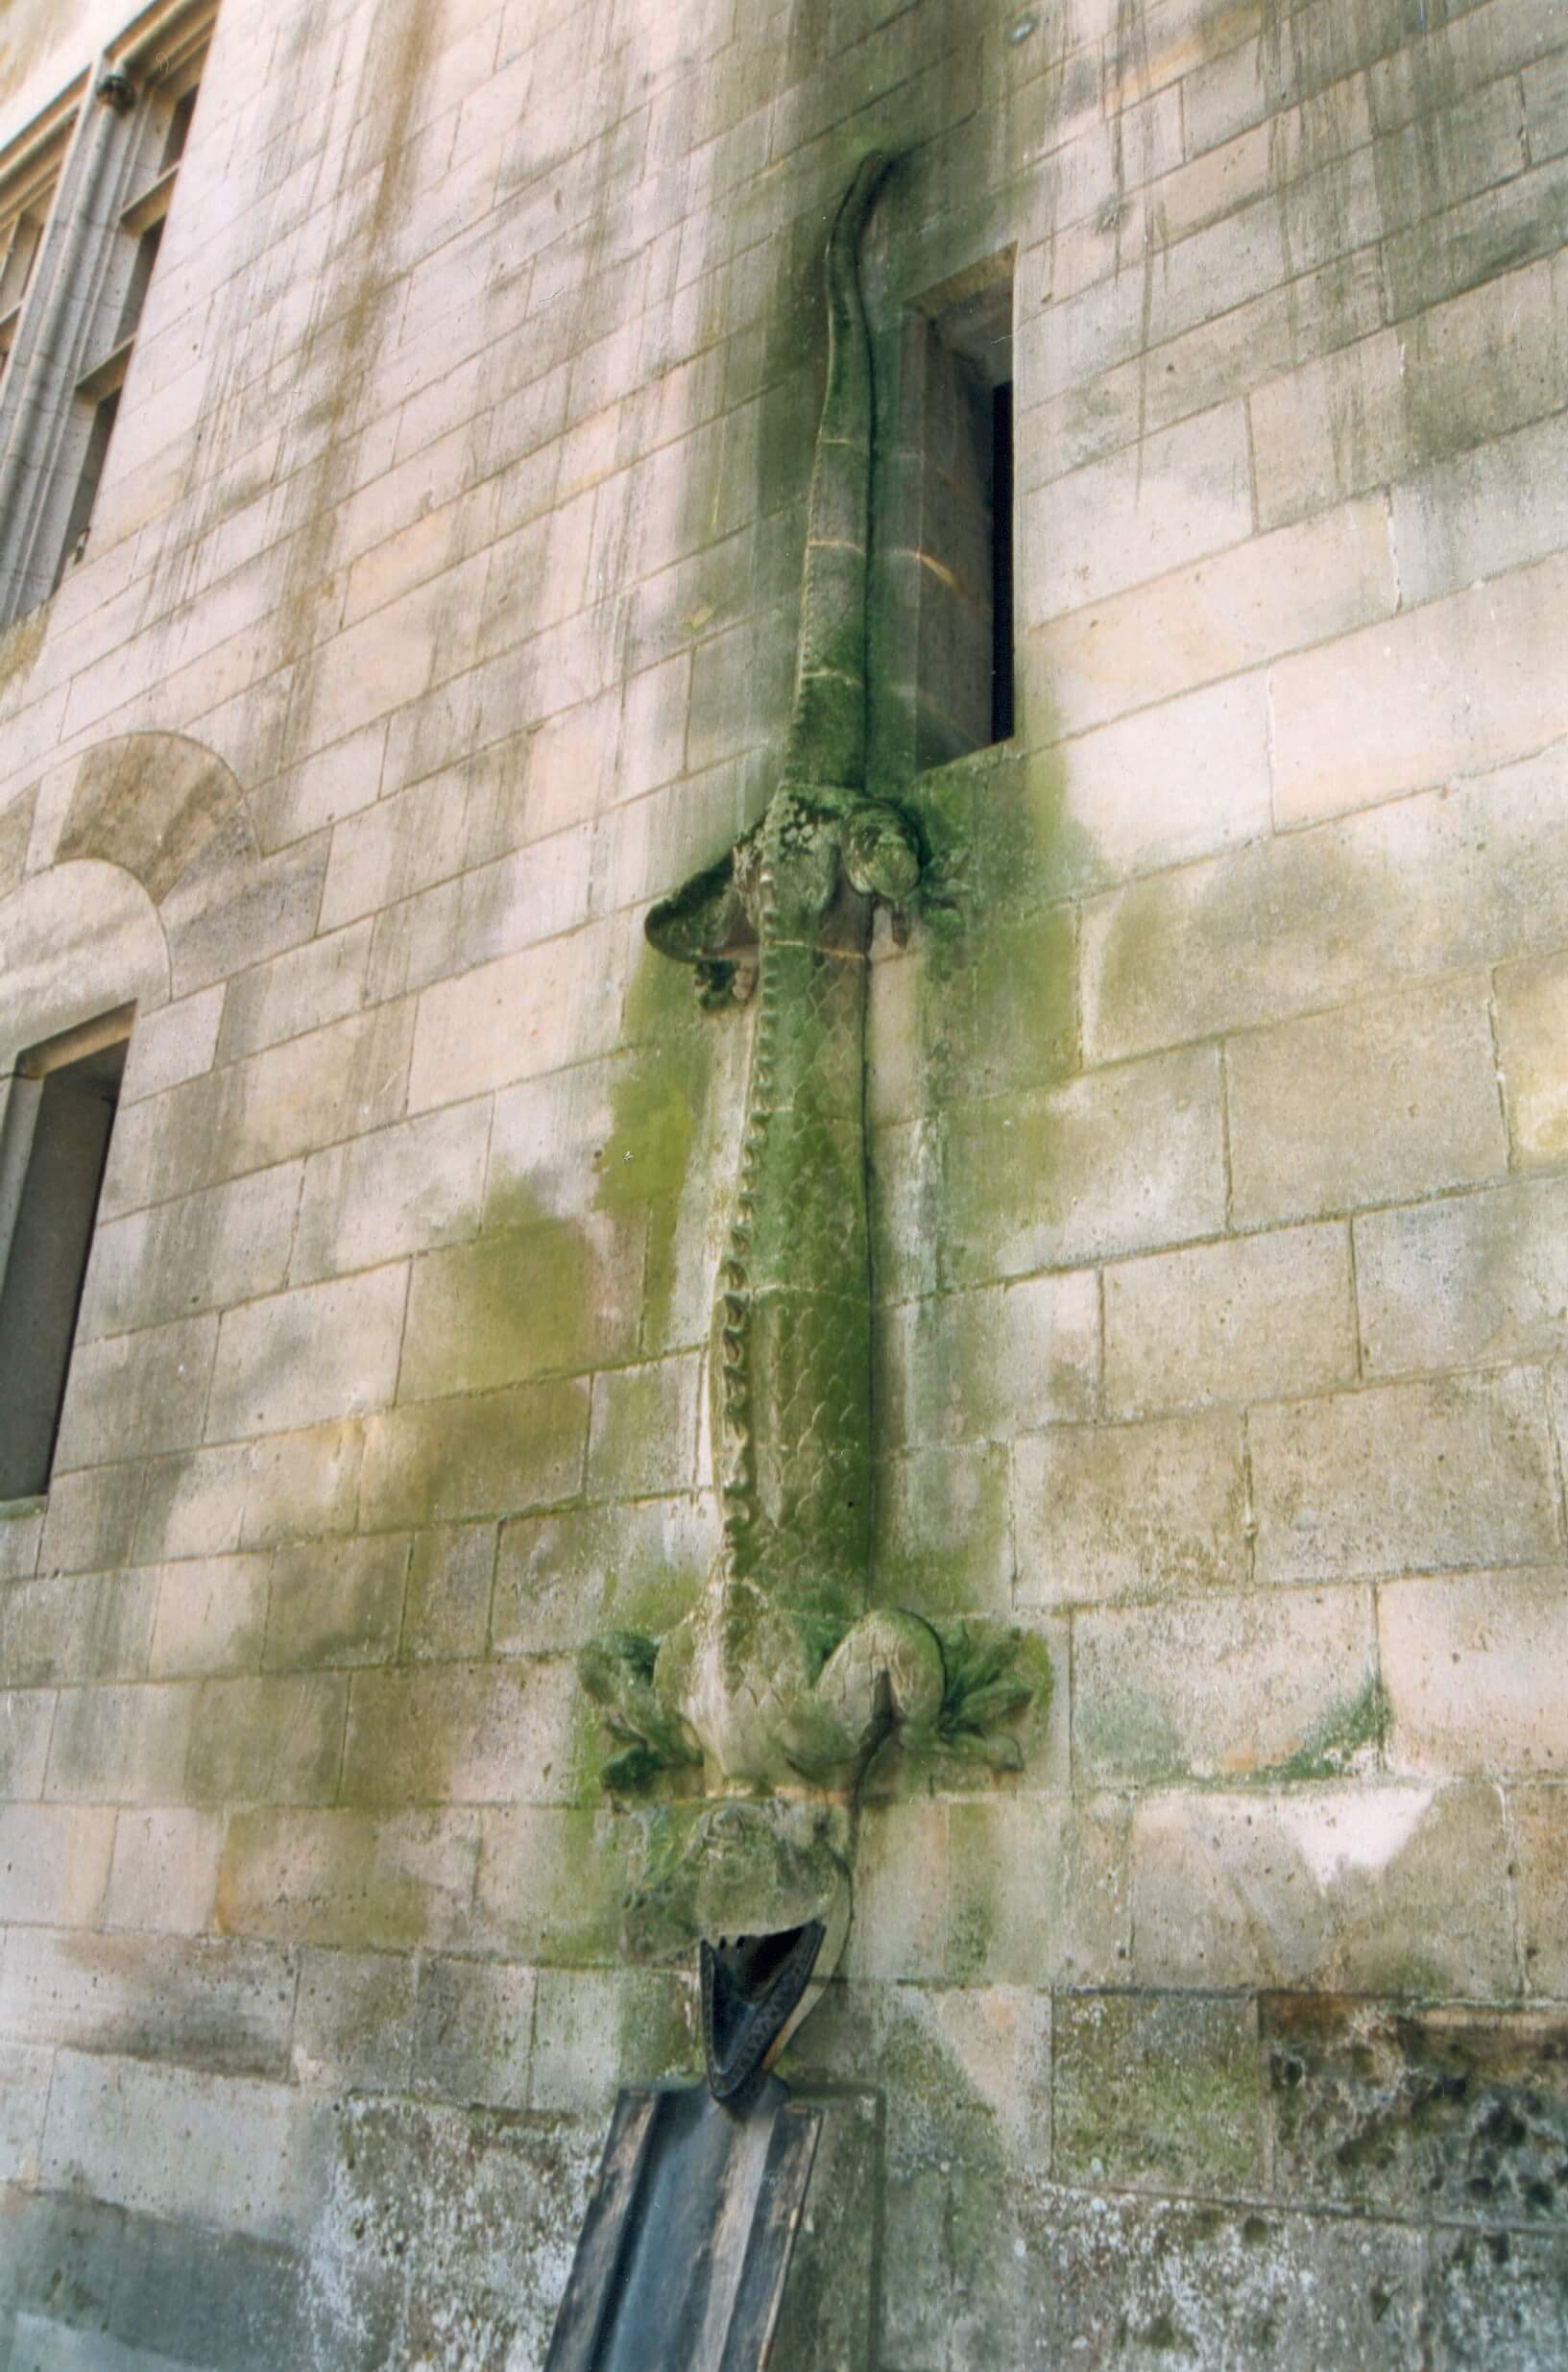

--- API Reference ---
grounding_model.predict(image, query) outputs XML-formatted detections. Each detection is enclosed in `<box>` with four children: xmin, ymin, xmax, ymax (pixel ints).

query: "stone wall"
<box><xmin>0</xmin><ymin>0</ymin><xmax>1566</xmax><ymax>2361</ymax></box>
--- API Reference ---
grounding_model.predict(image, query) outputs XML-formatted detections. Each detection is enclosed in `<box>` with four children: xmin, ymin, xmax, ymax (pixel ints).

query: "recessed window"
<box><xmin>896</xmin><ymin>253</ymin><xmax>1016</xmax><ymax>771</ymax></box>
<box><xmin>0</xmin><ymin>1007</ymin><xmax>132</xmax><ymax>1500</ymax></box>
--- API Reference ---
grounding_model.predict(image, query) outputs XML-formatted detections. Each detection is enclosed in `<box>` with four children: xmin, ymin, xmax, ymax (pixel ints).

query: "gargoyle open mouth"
<box><xmin>700</xmin><ymin>1922</ymin><xmax>828</xmax><ymax>2108</ymax></box>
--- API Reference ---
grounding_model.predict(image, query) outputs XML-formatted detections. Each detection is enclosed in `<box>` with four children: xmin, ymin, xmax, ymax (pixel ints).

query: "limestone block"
<box><xmin>1105</xmin><ymin>1222</ymin><xmax>1354</xmax><ymax>1417</ymax></box>
<box><xmin>1053</xmin><ymin>1993</ymin><xmax>1263</xmax><ymax>2195</ymax></box>
<box><xmin>0</xmin><ymin>1806</ymin><xmax>113</xmax><ymax>1925</ymax></box>
<box><xmin>492</xmin><ymin>1494</ymin><xmax>713</xmax><ymax>1656</ymax></box>
<box><xmin>1010</xmin><ymin>2183</ymin><xmax>1425</xmax><ymax>2371</ymax></box>
<box><xmin>586</xmin><ymin>1354</ymin><xmax>702</xmax><ymax>1499</ymax></box>
<box><xmin>106</xmin><ymin>1809</ymin><xmax>226</xmax><ymax>1935</ymax></box>
<box><xmin>0</xmin><ymin>1929</ymin><xmax>295</xmax><ymax>2081</ymax></box>
<box><xmin>528</xmin><ymin>1967</ymin><xmax>696</xmax><ymax>2112</ymax></box>
<box><xmin>317</xmin><ymin>777</ymin><xmax>478</xmax><ymax>935</ymax></box>
<box><xmin>1381</xmin><ymin>1570</ymin><xmax>1568</xmax><ymax>1779</ymax></box>
<box><xmin>118</xmin><ymin>987</ymin><xmax>223</xmax><ymax>1107</ymax></box>
<box><xmin>1264</xmin><ymin>1997</ymin><xmax>1568</xmax><ymax>2225</ymax></box>
<box><xmin>186</xmin><ymin>1674</ymin><xmax>348</xmax><ymax>1806</ymax></box>
<box><xmin>398</xmin><ymin>1215</ymin><xmax>641</xmax><ymax>1402</ymax></box>
<box><xmin>264</xmin><ymin>1537</ymin><xmax>410</xmax><ymax>1672</ymax></box>
<box><xmin>946</xmin><ymin>1795</ymin><xmax>1131</xmax><ymax>1987</ymax></box>
<box><xmin>845</xmin><ymin>1802</ymin><xmax>949</xmax><ymax>1982</ymax></box>
<box><xmin>402</xmin><ymin>1524</ymin><xmax>496</xmax><ymax>1661</ymax></box>
<box><xmin>1384</xmin><ymin>154</ymin><xmax>1568</xmax><ymax>325</ymax></box>
<box><xmin>942</xmin><ymin>1048</ymin><xmax>1226</xmax><ymax>1285</ymax></box>
<box><xmin>1270</xmin><ymin>553</ymin><xmax>1568</xmax><ymax>827</ymax></box>
<box><xmin>133</xmin><ymin>1447</ymin><xmax>252</xmax><ymax>1564</ymax></box>
<box><xmin>1251</xmin><ymin>1370</ymin><xmax>1559</xmax><ymax>1585</ymax></box>
<box><xmin>251</xmin><ymin>719</ymin><xmax>388</xmax><ymax>853</ymax></box>
<box><xmin>1392</xmin><ymin>411</ymin><xmax>1568</xmax><ymax>611</ymax></box>
<box><xmin>358</xmin><ymin>1377</ymin><xmax>590</xmax><ymax>1529</ymax></box>
<box><xmin>1129</xmin><ymin>1782</ymin><xmax>1516</xmax><ymax>1995</ymax></box>
<box><xmin>162</xmin><ymin>830</ymin><xmax>331</xmax><ymax>1005</ymax></box>
<box><xmin>0</xmin><ymin>2042</ymin><xmax>51</xmax><ymax>2186</ymax></box>
<box><xmin>242</xmin><ymin>1423</ymin><xmax>365</xmax><ymax>1549</ymax></box>
<box><xmin>406</xmin><ymin>914</ymin><xmax>629</xmax><ymax>1111</ymax></box>
<box><xmin>1075</xmin><ymin>1585</ymin><xmax>1379</xmax><ymax>1786</ymax></box>
<box><xmin>0</xmin><ymin>1691</ymin><xmax>55</xmax><ymax>1797</ymax></box>
<box><xmin>1357</xmin><ymin>1174</ymin><xmax>1568</xmax><ymax>1377</ymax></box>
<box><xmin>1082</xmin><ymin>748</ymin><xmax>1568</xmax><ymax>1063</ymax></box>
<box><xmin>291</xmin><ymin>1949</ymin><xmax>417</xmax><ymax>2094</ymax></box>
<box><xmin>1015</xmin><ymin>1409</ymin><xmax>1247</xmax><ymax>1606</ymax></box>
<box><xmin>215</xmin><ymin>921</ymin><xmax>374</xmax><ymax>1065</ymax></box>
<box><xmin>0</xmin><ymin>1504</ymin><xmax>40</xmax><ymax>1584</ymax></box>
<box><xmin>1226</xmin><ymin>977</ymin><xmax>1508</xmax><ymax>1228</ymax></box>
<box><xmin>0</xmin><ymin>1572</ymin><xmax>157</xmax><ymax>1689</ymax></box>
<box><xmin>471</xmin><ymin>1805</ymin><xmax>631</xmax><ymax>1964</ymax></box>
<box><xmin>1524</xmin><ymin>50</ymin><xmax>1568</xmax><ymax>162</ymax></box>
<box><xmin>43</xmin><ymin>1682</ymin><xmax>195</xmax><ymax>1805</ymax></box>
<box><xmin>218</xmin><ymin>1808</ymin><xmax>482</xmax><ymax>1952</ymax></box>
<box><xmin>38</xmin><ymin>2051</ymin><xmax>329</xmax><ymax>2245</ymax></box>
<box><xmin>205</xmin><ymin>1266</ymin><xmax>409</xmax><ymax>1442</ymax></box>
<box><xmin>875</xmin><ymin>1443</ymin><xmax>1013</xmax><ymax>1617</ymax></box>
<box><xmin>362</xmin><ymin>823</ymin><xmax>597</xmax><ymax>1009</ymax></box>
<box><xmin>54</xmin><ymin>1314</ymin><xmax>218</xmax><ymax>1471</ymax></box>
<box><xmin>1022</xmin><ymin>402</ymin><xmax>1253</xmax><ymax>619</ymax></box>
<box><xmin>1510</xmin><ymin>1785</ymin><xmax>1568</xmax><ymax>1997</ymax></box>
<box><xmin>413</xmin><ymin>1956</ymin><xmax>536</xmax><ymax>2110</ymax></box>
<box><xmin>340</xmin><ymin>1659</ymin><xmax>575</xmax><ymax>1806</ymax></box>
<box><xmin>1028</xmin><ymin>496</ymin><xmax>1396</xmax><ymax>740</ymax></box>
<box><xmin>1495</xmin><ymin>946</ymin><xmax>1568</xmax><ymax>1166</ymax></box>
<box><xmin>1430</xmin><ymin>2225</ymin><xmax>1568</xmax><ymax>2368</ymax></box>
<box><xmin>218</xmin><ymin>999</ymin><xmax>417</xmax><ymax>1188</ymax></box>
<box><xmin>879</xmin><ymin>1269</ymin><xmax>1099</xmax><ymax>1447</ymax></box>
<box><xmin>78</xmin><ymin>1165</ymin><xmax>303</xmax><ymax>1343</ymax></box>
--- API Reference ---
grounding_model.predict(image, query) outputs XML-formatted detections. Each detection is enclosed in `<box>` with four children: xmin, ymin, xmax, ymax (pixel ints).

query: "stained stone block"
<box><xmin>150</xmin><ymin>1554</ymin><xmax>271</xmax><ymax>1678</ymax></box>
<box><xmin>291</xmin><ymin>1948</ymin><xmax>417</xmax><ymax>2093</ymax></box>
<box><xmin>0</xmin><ymin>2044</ymin><xmax>51</xmax><ymax>2185</ymax></box>
<box><xmin>39</xmin><ymin>2050</ymin><xmax>330</xmax><ymax>2246</ymax></box>
<box><xmin>1381</xmin><ymin>1570</ymin><xmax>1568</xmax><ymax>1779</ymax></box>
<box><xmin>1495</xmin><ymin>946</ymin><xmax>1568</xmax><ymax>1167</ymax></box>
<box><xmin>413</xmin><ymin>1955</ymin><xmax>536</xmax><ymax>2109</ymax></box>
<box><xmin>1054</xmin><ymin>1992</ymin><xmax>1264</xmax><ymax>2195</ymax></box>
<box><xmin>54</xmin><ymin>1314</ymin><xmax>218</xmax><ymax>1472</ymax></box>
<box><xmin>1510</xmin><ymin>1785</ymin><xmax>1568</xmax><ymax>1997</ymax></box>
<box><xmin>586</xmin><ymin>1353</ymin><xmax>703</xmax><ymax>1499</ymax></box>
<box><xmin>1073</xmin><ymin>1586</ymin><xmax>1378</xmax><ymax>1788</ymax></box>
<box><xmin>1250</xmin><ymin>1370</ymin><xmax>1560</xmax><ymax>1585</ymax></box>
<box><xmin>186</xmin><ymin>1673</ymin><xmax>347</xmax><ymax>1806</ymax></box>
<box><xmin>1429</xmin><ymin>2226</ymin><xmax>1568</xmax><ymax>2372</ymax></box>
<box><xmin>1130</xmin><ymin>1783</ymin><xmax>1516</xmax><ymax>1997</ymax></box>
<box><xmin>879</xmin><ymin>1270</ymin><xmax>1099</xmax><ymax>1447</ymax></box>
<box><xmin>218</xmin><ymin>1808</ymin><xmax>483</xmax><ymax>1952</ymax></box>
<box><xmin>264</xmin><ymin>1536</ymin><xmax>410</xmax><ymax>1672</ymax></box>
<box><xmin>0</xmin><ymin>1929</ymin><xmax>295</xmax><ymax>2081</ymax></box>
<box><xmin>0</xmin><ymin>1806</ymin><xmax>113</xmax><ymax>1927</ymax></box>
<box><xmin>1014</xmin><ymin>1409</ymin><xmax>1247</xmax><ymax>1605</ymax></box>
<box><xmin>44</xmin><ymin>1682</ymin><xmax>196</xmax><ymax>1806</ymax></box>
<box><xmin>341</xmin><ymin>1658</ymin><xmax>575</xmax><ymax>1806</ymax></box>
<box><xmin>398</xmin><ymin>1214</ymin><xmax>642</xmax><ymax>1400</ymax></box>
<box><xmin>402</xmin><ymin>1522</ymin><xmax>496</xmax><ymax>1660</ymax></box>
<box><xmin>0</xmin><ymin>1571</ymin><xmax>157</xmax><ymax>1688</ymax></box>
<box><xmin>874</xmin><ymin>1442</ymin><xmax>1012</xmax><ymax>1616</ymax></box>
<box><xmin>0</xmin><ymin>1689</ymin><xmax>57</xmax><ymax>1796</ymax></box>
<box><xmin>1014</xmin><ymin>2186</ymin><xmax>1425</xmax><ymax>2371</ymax></box>
<box><xmin>291</xmin><ymin>1099</ymin><xmax>491</xmax><ymax>1284</ymax></box>
<box><xmin>947</xmin><ymin>1795</ymin><xmax>1131</xmax><ymax>1988</ymax></box>
<box><xmin>1265</xmin><ymin>1998</ymin><xmax>1568</xmax><ymax>2225</ymax></box>
<box><xmin>78</xmin><ymin>1164</ymin><xmax>302</xmax><ymax>1342</ymax></box>
<box><xmin>358</xmin><ymin>1376</ymin><xmax>591</xmax><ymax>1528</ymax></box>
<box><xmin>1104</xmin><ymin>1222</ymin><xmax>1356</xmax><ymax>1416</ymax></box>
<box><xmin>942</xmin><ymin>1046</ymin><xmax>1226</xmax><ymax>1284</ymax></box>
<box><xmin>106</xmin><ymin>1808</ymin><xmax>226</xmax><ymax>1935</ymax></box>
<box><xmin>528</xmin><ymin>1967</ymin><xmax>697</xmax><ymax>2112</ymax></box>
<box><xmin>205</xmin><ymin>1266</ymin><xmax>408</xmax><ymax>1442</ymax></box>
<box><xmin>1357</xmin><ymin>1174</ymin><xmax>1568</xmax><ymax>1377</ymax></box>
<box><xmin>492</xmin><ymin>1494</ymin><xmax>711</xmax><ymax>1657</ymax></box>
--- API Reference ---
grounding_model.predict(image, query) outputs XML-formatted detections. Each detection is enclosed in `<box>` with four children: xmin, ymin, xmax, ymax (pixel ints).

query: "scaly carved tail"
<box><xmin>783</xmin><ymin>152</ymin><xmax>890</xmax><ymax>793</ymax></box>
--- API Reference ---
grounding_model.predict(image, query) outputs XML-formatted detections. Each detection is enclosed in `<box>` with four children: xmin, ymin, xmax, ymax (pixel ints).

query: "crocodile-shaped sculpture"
<box><xmin>580</xmin><ymin>155</ymin><xmax>1037</xmax><ymax>2104</ymax></box>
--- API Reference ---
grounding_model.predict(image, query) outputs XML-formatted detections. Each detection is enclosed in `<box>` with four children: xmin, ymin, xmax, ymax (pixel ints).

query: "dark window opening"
<box><xmin>895</xmin><ymin>253</ymin><xmax>1016</xmax><ymax>774</ymax></box>
<box><xmin>0</xmin><ymin>1011</ymin><xmax>130</xmax><ymax>1499</ymax></box>
<box><xmin>55</xmin><ymin>387</ymin><xmax>120</xmax><ymax>588</ymax></box>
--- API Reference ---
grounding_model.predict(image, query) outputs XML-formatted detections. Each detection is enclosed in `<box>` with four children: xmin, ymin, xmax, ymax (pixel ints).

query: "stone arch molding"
<box><xmin>0</xmin><ymin>731</ymin><xmax>257</xmax><ymax>1068</ymax></box>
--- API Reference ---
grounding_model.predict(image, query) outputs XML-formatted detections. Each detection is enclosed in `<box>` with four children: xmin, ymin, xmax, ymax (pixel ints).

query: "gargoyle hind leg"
<box><xmin>788</xmin><ymin>1608</ymin><xmax>948</xmax><ymax>1773</ymax></box>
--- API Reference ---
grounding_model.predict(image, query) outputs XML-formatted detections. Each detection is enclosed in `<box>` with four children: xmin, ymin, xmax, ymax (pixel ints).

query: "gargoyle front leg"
<box><xmin>578</xmin><ymin>1630</ymin><xmax>701</xmax><ymax>1791</ymax></box>
<box><xmin>782</xmin><ymin>1608</ymin><xmax>946</xmax><ymax>1777</ymax></box>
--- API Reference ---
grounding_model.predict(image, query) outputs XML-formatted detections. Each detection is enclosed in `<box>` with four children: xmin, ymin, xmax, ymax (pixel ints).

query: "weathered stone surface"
<box><xmin>54</xmin><ymin>1314</ymin><xmax>218</xmax><ymax>1471</ymax></box>
<box><xmin>528</xmin><ymin>1966</ymin><xmax>696</xmax><ymax>2111</ymax></box>
<box><xmin>0</xmin><ymin>1929</ymin><xmax>295</xmax><ymax>2079</ymax></box>
<box><xmin>492</xmin><ymin>1493</ymin><xmax>712</xmax><ymax>1654</ymax></box>
<box><xmin>1131</xmin><ymin>1783</ymin><xmax>1516</xmax><ymax>1996</ymax></box>
<box><xmin>291</xmin><ymin>1100</ymin><xmax>491</xmax><ymax>1284</ymax></box>
<box><xmin>0</xmin><ymin>1570</ymin><xmax>157</xmax><ymax>1688</ymax></box>
<box><xmin>150</xmin><ymin>1554</ymin><xmax>271</xmax><ymax>1678</ymax></box>
<box><xmin>186</xmin><ymin>1674</ymin><xmax>347</xmax><ymax>1806</ymax></box>
<box><xmin>1250</xmin><ymin>1370</ymin><xmax>1561</xmax><ymax>1585</ymax></box>
<box><xmin>1495</xmin><ymin>945</ymin><xmax>1568</xmax><ymax>1167</ymax></box>
<box><xmin>218</xmin><ymin>1808</ymin><xmax>482</xmax><ymax>1953</ymax></box>
<box><xmin>341</xmin><ymin>1658</ymin><xmax>575</xmax><ymax>1806</ymax></box>
<box><xmin>947</xmin><ymin>1796</ymin><xmax>1131</xmax><ymax>1989</ymax></box>
<box><xmin>1080</xmin><ymin>751</ymin><xmax>1568</xmax><ymax>1065</ymax></box>
<box><xmin>1265</xmin><ymin>1998</ymin><xmax>1568</xmax><ymax>2225</ymax></box>
<box><xmin>1357</xmin><ymin>1174</ymin><xmax>1568</xmax><ymax>1378</ymax></box>
<box><xmin>1510</xmin><ymin>1785</ymin><xmax>1568</xmax><ymax>1998</ymax></box>
<box><xmin>1226</xmin><ymin>977</ymin><xmax>1508</xmax><ymax>1228</ymax></box>
<box><xmin>358</xmin><ymin>1376</ymin><xmax>591</xmax><ymax>1527</ymax></box>
<box><xmin>1054</xmin><ymin>1992</ymin><xmax>1263</xmax><ymax>2195</ymax></box>
<box><xmin>44</xmin><ymin>1682</ymin><xmax>196</xmax><ymax>1805</ymax></box>
<box><xmin>0</xmin><ymin>1806</ymin><xmax>112</xmax><ymax>1925</ymax></box>
<box><xmin>1430</xmin><ymin>2224</ymin><xmax>1568</xmax><ymax>2371</ymax></box>
<box><xmin>402</xmin><ymin>1522</ymin><xmax>496</xmax><ymax>1660</ymax></box>
<box><xmin>880</xmin><ymin>1269</ymin><xmax>1099</xmax><ymax>1447</ymax></box>
<box><xmin>876</xmin><ymin>1442</ymin><xmax>1013</xmax><ymax>1615</ymax></box>
<box><xmin>1015</xmin><ymin>1410</ymin><xmax>1247</xmax><ymax>1606</ymax></box>
<box><xmin>291</xmin><ymin>1948</ymin><xmax>417</xmax><ymax>2093</ymax></box>
<box><xmin>106</xmin><ymin>1808</ymin><xmax>226</xmax><ymax>1935</ymax></box>
<box><xmin>1075</xmin><ymin>1587</ymin><xmax>1379</xmax><ymax>1787</ymax></box>
<box><xmin>1381</xmin><ymin>1570</ymin><xmax>1568</xmax><ymax>1779</ymax></box>
<box><xmin>413</xmin><ymin>1955</ymin><xmax>536</xmax><ymax>2110</ymax></box>
<box><xmin>79</xmin><ymin>1164</ymin><xmax>302</xmax><ymax>1343</ymax></box>
<box><xmin>265</xmin><ymin>1536</ymin><xmax>409</xmax><ymax>1672</ymax></box>
<box><xmin>1104</xmin><ymin>1222</ymin><xmax>1356</xmax><ymax>1416</ymax></box>
<box><xmin>205</xmin><ymin>1267</ymin><xmax>408</xmax><ymax>1442</ymax></box>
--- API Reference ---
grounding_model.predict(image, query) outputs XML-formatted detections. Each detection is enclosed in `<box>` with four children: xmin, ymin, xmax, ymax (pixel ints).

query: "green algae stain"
<box><xmin>1272</xmin><ymin>1674</ymin><xmax>1389</xmax><ymax>1784</ymax></box>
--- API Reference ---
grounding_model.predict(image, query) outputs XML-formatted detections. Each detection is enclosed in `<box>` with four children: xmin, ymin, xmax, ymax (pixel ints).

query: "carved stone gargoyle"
<box><xmin>580</xmin><ymin>156</ymin><xmax>1040</xmax><ymax>2106</ymax></box>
